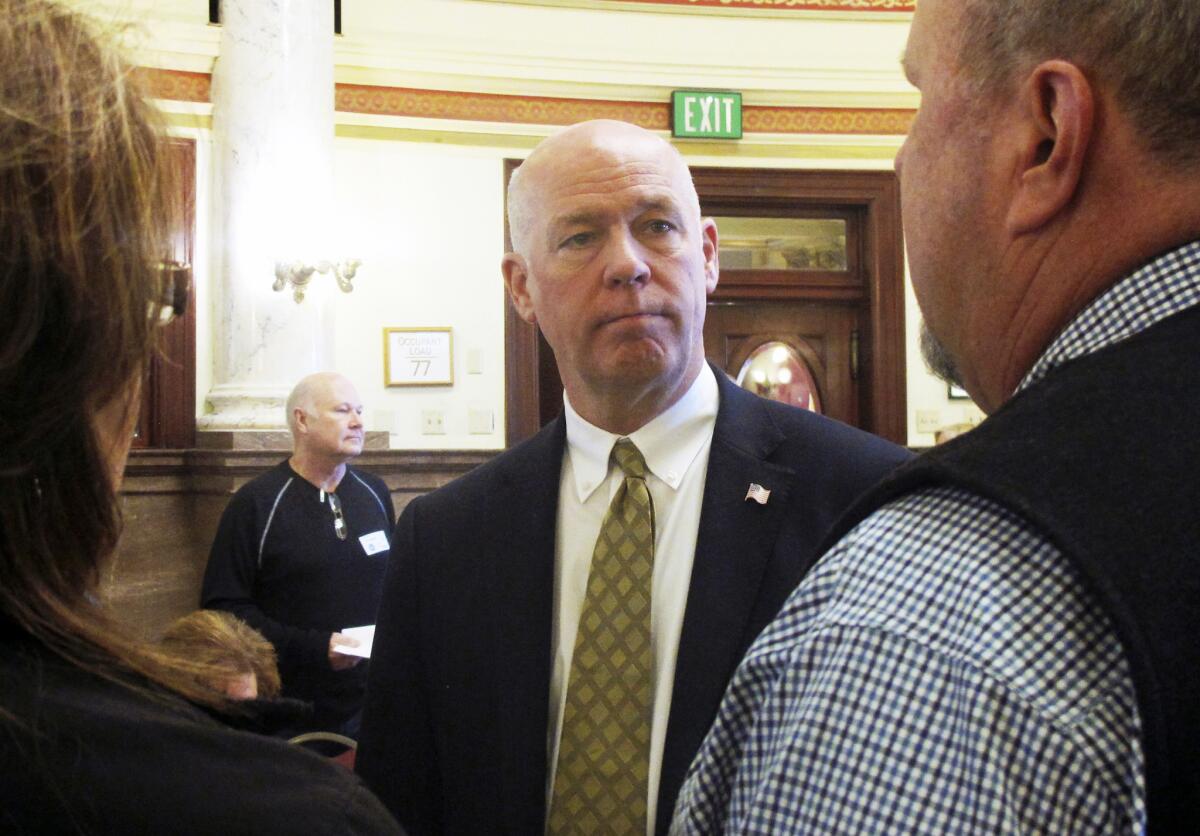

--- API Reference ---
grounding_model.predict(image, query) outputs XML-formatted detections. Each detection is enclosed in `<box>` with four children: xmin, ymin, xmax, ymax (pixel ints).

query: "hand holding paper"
<box><xmin>332</xmin><ymin>624</ymin><xmax>375</xmax><ymax>659</ymax></box>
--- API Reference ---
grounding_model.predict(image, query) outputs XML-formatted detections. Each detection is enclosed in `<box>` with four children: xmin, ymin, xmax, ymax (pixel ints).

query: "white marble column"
<box><xmin>199</xmin><ymin>0</ymin><xmax>336</xmax><ymax>430</ymax></box>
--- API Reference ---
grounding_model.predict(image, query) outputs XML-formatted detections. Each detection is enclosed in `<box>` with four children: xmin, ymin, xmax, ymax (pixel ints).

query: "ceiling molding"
<box><xmin>331</xmin><ymin>52</ymin><xmax>914</xmax><ymax>106</ymax></box>
<box><xmin>114</xmin><ymin>2</ymin><xmax>913</xmax><ymax>108</ymax></box>
<box><xmin>336</xmin><ymin>83</ymin><xmax>913</xmax><ymax>135</ymax></box>
<box><xmin>138</xmin><ymin>69</ymin><xmax>912</xmax><ymax>136</ymax></box>
<box><xmin>472</xmin><ymin>0</ymin><xmax>913</xmax><ymax>17</ymax></box>
<box><xmin>332</xmin><ymin>119</ymin><xmax>903</xmax><ymax>166</ymax></box>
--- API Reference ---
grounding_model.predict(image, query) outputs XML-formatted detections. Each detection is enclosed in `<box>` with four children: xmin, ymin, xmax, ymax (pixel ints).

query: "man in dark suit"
<box><xmin>356</xmin><ymin>119</ymin><xmax>909</xmax><ymax>836</ymax></box>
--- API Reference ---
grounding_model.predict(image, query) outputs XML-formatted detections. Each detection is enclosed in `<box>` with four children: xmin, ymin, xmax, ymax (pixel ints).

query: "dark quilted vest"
<box><xmin>821</xmin><ymin>304</ymin><xmax>1200</xmax><ymax>834</ymax></box>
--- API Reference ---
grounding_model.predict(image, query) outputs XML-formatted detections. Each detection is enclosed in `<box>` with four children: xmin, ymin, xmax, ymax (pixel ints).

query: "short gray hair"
<box><xmin>285</xmin><ymin>373</ymin><xmax>327</xmax><ymax>434</ymax></box>
<box><xmin>959</xmin><ymin>0</ymin><xmax>1200</xmax><ymax>169</ymax></box>
<box><xmin>506</xmin><ymin>161</ymin><xmax>533</xmax><ymax>255</ymax></box>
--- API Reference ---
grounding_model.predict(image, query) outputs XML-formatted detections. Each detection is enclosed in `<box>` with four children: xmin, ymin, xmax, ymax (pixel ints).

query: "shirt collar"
<box><xmin>564</xmin><ymin>363</ymin><xmax>720</xmax><ymax>502</ymax></box>
<box><xmin>1019</xmin><ymin>238</ymin><xmax>1200</xmax><ymax>393</ymax></box>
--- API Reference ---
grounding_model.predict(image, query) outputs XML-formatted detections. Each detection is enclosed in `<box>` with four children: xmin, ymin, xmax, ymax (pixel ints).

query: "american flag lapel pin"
<box><xmin>745</xmin><ymin>483</ymin><xmax>771</xmax><ymax>505</ymax></box>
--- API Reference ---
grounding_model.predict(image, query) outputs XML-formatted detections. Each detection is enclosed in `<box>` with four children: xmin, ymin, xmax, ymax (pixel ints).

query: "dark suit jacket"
<box><xmin>357</xmin><ymin>369</ymin><xmax>910</xmax><ymax>835</ymax></box>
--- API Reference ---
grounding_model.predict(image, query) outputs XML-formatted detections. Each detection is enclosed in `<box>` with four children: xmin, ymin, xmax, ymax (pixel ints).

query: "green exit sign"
<box><xmin>672</xmin><ymin>91</ymin><xmax>743</xmax><ymax>139</ymax></box>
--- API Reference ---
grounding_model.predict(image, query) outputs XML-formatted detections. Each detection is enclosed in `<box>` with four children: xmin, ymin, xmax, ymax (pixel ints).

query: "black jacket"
<box><xmin>358</xmin><ymin>367</ymin><xmax>911</xmax><ymax>835</ymax></box>
<box><xmin>0</xmin><ymin>623</ymin><xmax>403</xmax><ymax>835</ymax></box>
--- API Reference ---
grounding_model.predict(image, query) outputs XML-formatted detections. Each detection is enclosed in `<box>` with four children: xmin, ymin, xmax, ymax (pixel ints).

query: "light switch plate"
<box><xmin>468</xmin><ymin>408</ymin><xmax>493</xmax><ymax>434</ymax></box>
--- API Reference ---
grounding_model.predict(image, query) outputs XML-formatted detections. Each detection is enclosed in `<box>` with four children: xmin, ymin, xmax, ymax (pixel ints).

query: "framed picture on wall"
<box><xmin>384</xmin><ymin>327</ymin><xmax>454</xmax><ymax>386</ymax></box>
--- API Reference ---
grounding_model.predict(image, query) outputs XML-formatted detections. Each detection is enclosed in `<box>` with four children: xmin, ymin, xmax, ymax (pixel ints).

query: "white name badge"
<box><xmin>359</xmin><ymin>530</ymin><xmax>390</xmax><ymax>555</ymax></box>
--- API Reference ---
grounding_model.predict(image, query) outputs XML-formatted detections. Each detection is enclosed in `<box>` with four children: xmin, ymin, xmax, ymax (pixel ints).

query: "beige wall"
<box><xmin>329</xmin><ymin>139</ymin><xmax>511</xmax><ymax>449</ymax></box>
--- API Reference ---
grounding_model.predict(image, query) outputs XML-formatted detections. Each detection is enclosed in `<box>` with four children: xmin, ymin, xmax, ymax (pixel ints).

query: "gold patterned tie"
<box><xmin>548</xmin><ymin>438</ymin><xmax>655</xmax><ymax>835</ymax></box>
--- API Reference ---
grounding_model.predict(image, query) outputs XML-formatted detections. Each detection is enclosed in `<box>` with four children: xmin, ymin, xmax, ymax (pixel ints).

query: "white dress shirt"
<box><xmin>546</xmin><ymin>364</ymin><xmax>719</xmax><ymax>836</ymax></box>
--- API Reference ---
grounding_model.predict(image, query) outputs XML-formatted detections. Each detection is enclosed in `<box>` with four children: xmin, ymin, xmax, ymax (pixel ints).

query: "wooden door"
<box><xmin>704</xmin><ymin>300</ymin><xmax>862</xmax><ymax>427</ymax></box>
<box><xmin>693</xmin><ymin>168</ymin><xmax>904</xmax><ymax>443</ymax></box>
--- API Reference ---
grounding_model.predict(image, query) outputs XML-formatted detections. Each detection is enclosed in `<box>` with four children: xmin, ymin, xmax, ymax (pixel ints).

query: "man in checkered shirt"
<box><xmin>672</xmin><ymin>0</ymin><xmax>1200</xmax><ymax>833</ymax></box>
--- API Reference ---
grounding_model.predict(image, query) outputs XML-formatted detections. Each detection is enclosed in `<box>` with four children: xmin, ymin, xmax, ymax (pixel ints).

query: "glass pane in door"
<box><xmin>735</xmin><ymin>340</ymin><xmax>822</xmax><ymax>413</ymax></box>
<box><xmin>713</xmin><ymin>217</ymin><xmax>847</xmax><ymax>271</ymax></box>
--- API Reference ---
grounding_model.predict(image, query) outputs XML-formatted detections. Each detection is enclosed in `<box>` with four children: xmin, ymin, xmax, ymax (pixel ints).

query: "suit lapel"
<box><xmin>488</xmin><ymin>418</ymin><xmax>565</xmax><ymax>833</ymax></box>
<box><xmin>656</xmin><ymin>373</ymin><xmax>798</xmax><ymax>834</ymax></box>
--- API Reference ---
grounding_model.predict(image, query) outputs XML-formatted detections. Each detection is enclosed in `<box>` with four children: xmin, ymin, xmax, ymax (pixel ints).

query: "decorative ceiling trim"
<box><xmin>138</xmin><ymin>69</ymin><xmax>914</xmax><ymax>136</ymax></box>
<box><xmin>744</xmin><ymin>105</ymin><xmax>912</xmax><ymax>134</ymax></box>
<box><xmin>606</xmin><ymin>0</ymin><xmax>914</xmax><ymax>9</ymax></box>
<box><xmin>474</xmin><ymin>0</ymin><xmax>914</xmax><ymax>15</ymax></box>
<box><xmin>337</xmin><ymin>83</ymin><xmax>671</xmax><ymax>130</ymax></box>
<box><xmin>136</xmin><ymin>68</ymin><xmax>210</xmax><ymax>103</ymax></box>
<box><xmin>338</xmin><ymin>84</ymin><xmax>914</xmax><ymax>135</ymax></box>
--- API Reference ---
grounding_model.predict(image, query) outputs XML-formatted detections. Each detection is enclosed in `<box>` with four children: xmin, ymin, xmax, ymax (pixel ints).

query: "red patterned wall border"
<box><xmin>135</xmin><ymin>68</ymin><xmax>211</xmax><ymax>103</ymax></box>
<box><xmin>596</xmin><ymin>0</ymin><xmax>914</xmax><ymax>11</ymax></box>
<box><xmin>336</xmin><ymin>84</ymin><xmax>672</xmax><ymax>130</ymax></box>
<box><xmin>337</xmin><ymin>84</ymin><xmax>914</xmax><ymax>135</ymax></box>
<box><xmin>744</xmin><ymin>105</ymin><xmax>913</xmax><ymax>134</ymax></box>
<box><xmin>140</xmin><ymin>69</ymin><xmax>914</xmax><ymax>136</ymax></box>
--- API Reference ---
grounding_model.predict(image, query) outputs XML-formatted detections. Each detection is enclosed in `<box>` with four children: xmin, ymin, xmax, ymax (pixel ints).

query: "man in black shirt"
<box><xmin>202</xmin><ymin>372</ymin><xmax>395</xmax><ymax>738</ymax></box>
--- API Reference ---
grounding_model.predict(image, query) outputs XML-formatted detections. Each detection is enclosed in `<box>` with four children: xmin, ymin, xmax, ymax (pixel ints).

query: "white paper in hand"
<box><xmin>335</xmin><ymin>624</ymin><xmax>375</xmax><ymax>659</ymax></box>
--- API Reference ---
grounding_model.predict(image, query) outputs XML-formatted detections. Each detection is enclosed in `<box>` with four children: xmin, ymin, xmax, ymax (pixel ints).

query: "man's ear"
<box><xmin>1007</xmin><ymin>60</ymin><xmax>1095</xmax><ymax>234</ymax></box>
<box><xmin>293</xmin><ymin>408</ymin><xmax>309</xmax><ymax>435</ymax></box>
<box><xmin>501</xmin><ymin>253</ymin><xmax>538</xmax><ymax>325</ymax></box>
<box><xmin>700</xmin><ymin>217</ymin><xmax>720</xmax><ymax>294</ymax></box>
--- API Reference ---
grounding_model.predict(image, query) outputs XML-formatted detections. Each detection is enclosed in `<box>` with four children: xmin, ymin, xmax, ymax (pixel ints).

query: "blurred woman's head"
<box><xmin>0</xmin><ymin>0</ymin><xmax>224</xmax><ymax>705</ymax></box>
<box><xmin>160</xmin><ymin>611</ymin><xmax>283</xmax><ymax>701</ymax></box>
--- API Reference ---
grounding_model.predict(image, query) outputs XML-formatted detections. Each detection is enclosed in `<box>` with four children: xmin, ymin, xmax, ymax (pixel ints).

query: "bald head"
<box><xmin>507</xmin><ymin>120</ymin><xmax>701</xmax><ymax>256</ymax></box>
<box><xmin>286</xmin><ymin>372</ymin><xmax>356</xmax><ymax>436</ymax></box>
<box><xmin>286</xmin><ymin>372</ymin><xmax>365</xmax><ymax>477</ymax></box>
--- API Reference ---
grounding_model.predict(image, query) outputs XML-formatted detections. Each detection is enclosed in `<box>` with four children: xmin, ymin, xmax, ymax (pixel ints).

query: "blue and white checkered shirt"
<box><xmin>671</xmin><ymin>240</ymin><xmax>1200</xmax><ymax>835</ymax></box>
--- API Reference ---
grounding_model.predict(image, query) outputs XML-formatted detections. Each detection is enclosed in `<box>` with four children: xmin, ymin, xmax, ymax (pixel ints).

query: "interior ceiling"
<box><xmin>469</xmin><ymin>0</ymin><xmax>915</xmax><ymax>14</ymax></box>
<box><xmin>93</xmin><ymin>0</ymin><xmax>917</xmax><ymax>125</ymax></box>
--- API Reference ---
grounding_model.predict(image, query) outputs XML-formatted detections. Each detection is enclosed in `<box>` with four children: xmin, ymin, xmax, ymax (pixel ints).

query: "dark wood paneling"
<box><xmin>135</xmin><ymin>137</ymin><xmax>197</xmax><ymax>449</ymax></box>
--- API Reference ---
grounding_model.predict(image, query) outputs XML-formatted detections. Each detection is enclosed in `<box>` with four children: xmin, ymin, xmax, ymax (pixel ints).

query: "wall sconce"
<box><xmin>273</xmin><ymin>259</ymin><xmax>362</xmax><ymax>302</ymax></box>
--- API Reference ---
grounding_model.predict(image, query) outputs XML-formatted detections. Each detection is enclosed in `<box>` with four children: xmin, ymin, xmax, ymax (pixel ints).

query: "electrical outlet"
<box><xmin>421</xmin><ymin>409</ymin><xmax>446</xmax><ymax>435</ymax></box>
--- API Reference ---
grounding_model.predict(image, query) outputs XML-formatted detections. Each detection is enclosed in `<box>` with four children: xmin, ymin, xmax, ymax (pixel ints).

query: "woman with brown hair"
<box><xmin>159</xmin><ymin>610</ymin><xmax>285</xmax><ymax>702</ymax></box>
<box><xmin>0</xmin><ymin>2</ymin><xmax>401</xmax><ymax>832</ymax></box>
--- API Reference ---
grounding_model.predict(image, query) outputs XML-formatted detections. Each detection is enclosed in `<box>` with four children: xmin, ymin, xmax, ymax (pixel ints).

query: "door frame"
<box><xmin>694</xmin><ymin>168</ymin><xmax>906</xmax><ymax>443</ymax></box>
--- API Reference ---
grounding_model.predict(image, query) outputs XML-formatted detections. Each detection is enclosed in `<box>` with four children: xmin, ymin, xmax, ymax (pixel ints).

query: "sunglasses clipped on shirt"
<box><xmin>324</xmin><ymin>490</ymin><xmax>348</xmax><ymax>541</ymax></box>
